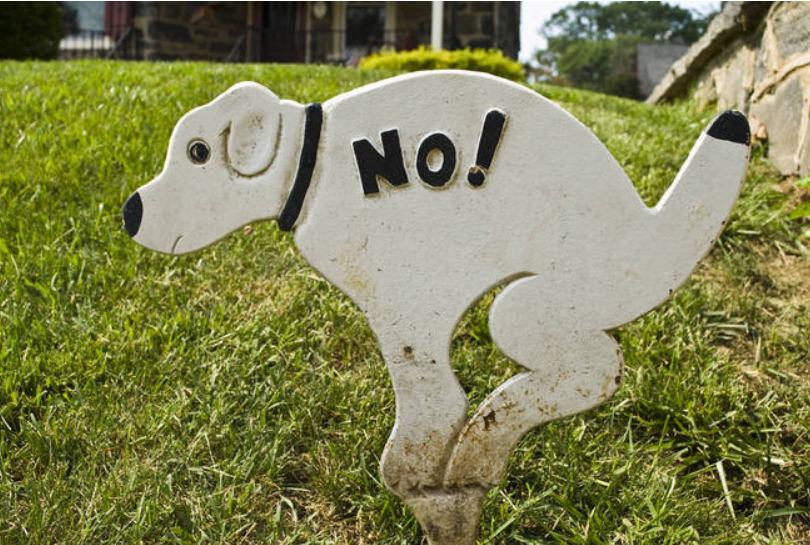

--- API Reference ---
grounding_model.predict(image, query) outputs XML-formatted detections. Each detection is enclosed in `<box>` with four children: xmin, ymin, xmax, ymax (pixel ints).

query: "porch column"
<box><xmin>246</xmin><ymin>2</ymin><xmax>256</xmax><ymax>62</ymax></box>
<box><xmin>431</xmin><ymin>0</ymin><xmax>443</xmax><ymax>50</ymax></box>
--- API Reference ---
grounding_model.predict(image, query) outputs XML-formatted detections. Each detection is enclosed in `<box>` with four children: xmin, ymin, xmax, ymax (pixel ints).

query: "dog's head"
<box><xmin>122</xmin><ymin>82</ymin><xmax>302</xmax><ymax>254</ymax></box>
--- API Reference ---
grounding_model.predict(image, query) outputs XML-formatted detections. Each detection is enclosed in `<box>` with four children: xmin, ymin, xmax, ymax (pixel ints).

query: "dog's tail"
<box><xmin>636</xmin><ymin>111</ymin><xmax>749</xmax><ymax>316</ymax></box>
<box><xmin>589</xmin><ymin>110</ymin><xmax>750</xmax><ymax>330</ymax></box>
<box><xmin>507</xmin><ymin>110</ymin><xmax>750</xmax><ymax>333</ymax></box>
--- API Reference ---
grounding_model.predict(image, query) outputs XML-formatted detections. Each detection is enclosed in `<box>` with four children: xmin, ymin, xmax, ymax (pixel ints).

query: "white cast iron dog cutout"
<box><xmin>123</xmin><ymin>71</ymin><xmax>750</xmax><ymax>544</ymax></box>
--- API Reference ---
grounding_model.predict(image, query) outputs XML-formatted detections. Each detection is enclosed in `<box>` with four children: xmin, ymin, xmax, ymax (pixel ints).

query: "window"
<box><xmin>346</xmin><ymin>4</ymin><xmax>385</xmax><ymax>48</ymax></box>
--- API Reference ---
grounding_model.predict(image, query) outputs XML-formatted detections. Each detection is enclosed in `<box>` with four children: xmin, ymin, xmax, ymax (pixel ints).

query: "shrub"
<box><xmin>360</xmin><ymin>46</ymin><xmax>525</xmax><ymax>82</ymax></box>
<box><xmin>0</xmin><ymin>2</ymin><xmax>64</xmax><ymax>60</ymax></box>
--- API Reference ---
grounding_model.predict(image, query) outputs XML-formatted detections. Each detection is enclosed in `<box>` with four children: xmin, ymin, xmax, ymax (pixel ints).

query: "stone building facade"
<box><xmin>129</xmin><ymin>2</ymin><xmax>248</xmax><ymax>61</ymax></box>
<box><xmin>648</xmin><ymin>2</ymin><xmax>810</xmax><ymax>176</ymax></box>
<box><xmin>104</xmin><ymin>1</ymin><xmax>520</xmax><ymax>64</ymax></box>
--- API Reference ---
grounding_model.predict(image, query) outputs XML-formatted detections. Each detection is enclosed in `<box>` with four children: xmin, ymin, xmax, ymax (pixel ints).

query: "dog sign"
<box><xmin>122</xmin><ymin>71</ymin><xmax>750</xmax><ymax>544</ymax></box>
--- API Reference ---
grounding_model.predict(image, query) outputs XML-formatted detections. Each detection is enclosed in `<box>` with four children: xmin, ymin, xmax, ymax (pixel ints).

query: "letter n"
<box><xmin>352</xmin><ymin>129</ymin><xmax>409</xmax><ymax>196</ymax></box>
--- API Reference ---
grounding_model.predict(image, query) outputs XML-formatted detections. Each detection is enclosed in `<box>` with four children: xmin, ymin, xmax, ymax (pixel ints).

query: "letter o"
<box><xmin>416</xmin><ymin>133</ymin><xmax>457</xmax><ymax>188</ymax></box>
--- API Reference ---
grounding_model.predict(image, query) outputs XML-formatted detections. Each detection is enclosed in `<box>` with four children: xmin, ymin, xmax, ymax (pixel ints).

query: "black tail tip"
<box><xmin>707</xmin><ymin>110</ymin><xmax>750</xmax><ymax>146</ymax></box>
<box><xmin>122</xmin><ymin>191</ymin><xmax>142</xmax><ymax>238</ymax></box>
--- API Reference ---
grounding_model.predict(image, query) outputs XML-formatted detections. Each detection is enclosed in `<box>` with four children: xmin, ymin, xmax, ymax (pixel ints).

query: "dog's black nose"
<box><xmin>122</xmin><ymin>191</ymin><xmax>142</xmax><ymax>238</ymax></box>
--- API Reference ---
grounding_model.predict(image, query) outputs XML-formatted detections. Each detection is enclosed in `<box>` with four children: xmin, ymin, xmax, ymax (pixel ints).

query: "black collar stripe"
<box><xmin>278</xmin><ymin>103</ymin><xmax>322</xmax><ymax>231</ymax></box>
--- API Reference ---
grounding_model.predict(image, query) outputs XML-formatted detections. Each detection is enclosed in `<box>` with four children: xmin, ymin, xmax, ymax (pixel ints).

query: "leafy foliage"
<box><xmin>536</xmin><ymin>1</ymin><xmax>716</xmax><ymax>98</ymax></box>
<box><xmin>360</xmin><ymin>46</ymin><xmax>525</xmax><ymax>82</ymax></box>
<box><xmin>1</xmin><ymin>61</ymin><xmax>809</xmax><ymax>543</ymax></box>
<box><xmin>0</xmin><ymin>2</ymin><xmax>64</xmax><ymax>60</ymax></box>
<box><xmin>544</xmin><ymin>1</ymin><xmax>711</xmax><ymax>42</ymax></box>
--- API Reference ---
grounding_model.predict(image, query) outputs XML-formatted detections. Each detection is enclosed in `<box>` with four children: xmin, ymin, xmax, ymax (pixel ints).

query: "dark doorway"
<box><xmin>346</xmin><ymin>3</ymin><xmax>385</xmax><ymax>55</ymax></box>
<box><xmin>260</xmin><ymin>1</ymin><xmax>302</xmax><ymax>62</ymax></box>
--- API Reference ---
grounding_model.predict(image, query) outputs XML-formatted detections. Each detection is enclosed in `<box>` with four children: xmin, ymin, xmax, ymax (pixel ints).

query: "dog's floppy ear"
<box><xmin>221</xmin><ymin>82</ymin><xmax>282</xmax><ymax>177</ymax></box>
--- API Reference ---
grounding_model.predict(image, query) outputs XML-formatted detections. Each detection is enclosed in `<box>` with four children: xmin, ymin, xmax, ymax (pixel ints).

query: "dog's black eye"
<box><xmin>188</xmin><ymin>140</ymin><xmax>210</xmax><ymax>164</ymax></box>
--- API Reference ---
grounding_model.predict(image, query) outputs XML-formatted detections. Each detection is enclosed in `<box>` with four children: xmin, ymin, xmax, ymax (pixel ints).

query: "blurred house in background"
<box><xmin>58</xmin><ymin>1</ymin><xmax>111</xmax><ymax>59</ymax></box>
<box><xmin>65</xmin><ymin>1</ymin><xmax>520</xmax><ymax>63</ymax></box>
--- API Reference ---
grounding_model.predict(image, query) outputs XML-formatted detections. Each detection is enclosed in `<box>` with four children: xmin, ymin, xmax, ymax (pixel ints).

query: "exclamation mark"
<box><xmin>467</xmin><ymin>109</ymin><xmax>507</xmax><ymax>187</ymax></box>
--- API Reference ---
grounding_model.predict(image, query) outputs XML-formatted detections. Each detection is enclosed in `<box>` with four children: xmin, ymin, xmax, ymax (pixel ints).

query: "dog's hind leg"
<box><xmin>444</xmin><ymin>276</ymin><xmax>623</xmax><ymax>489</ymax></box>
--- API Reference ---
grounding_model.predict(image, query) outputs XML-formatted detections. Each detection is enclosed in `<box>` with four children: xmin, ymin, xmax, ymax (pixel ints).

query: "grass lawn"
<box><xmin>1</xmin><ymin>61</ymin><xmax>809</xmax><ymax>544</ymax></box>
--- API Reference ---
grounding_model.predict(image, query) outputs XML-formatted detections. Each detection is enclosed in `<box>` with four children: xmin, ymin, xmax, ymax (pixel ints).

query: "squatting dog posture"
<box><xmin>123</xmin><ymin>71</ymin><xmax>750</xmax><ymax>544</ymax></box>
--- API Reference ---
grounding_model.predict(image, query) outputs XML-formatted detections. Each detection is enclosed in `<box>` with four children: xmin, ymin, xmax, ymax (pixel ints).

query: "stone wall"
<box><xmin>648</xmin><ymin>2</ymin><xmax>810</xmax><ymax>176</ymax></box>
<box><xmin>132</xmin><ymin>2</ymin><xmax>246</xmax><ymax>61</ymax></box>
<box><xmin>445</xmin><ymin>2</ymin><xmax>495</xmax><ymax>50</ymax></box>
<box><xmin>445</xmin><ymin>1</ymin><xmax>519</xmax><ymax>58</ymax></box>
<box><xmin>493</xmin><ymin>2</ymin><xmax>520</xmax><ymax>61</ymax></box>
<box><xmin>394</xmin><ymin>1</ymin><xmax>519</xmax><ymax>58</ymax></box>
<box><xmin>395</xmin><ymin>2</ymin><xmax>432</xmax><ymax>38</ymax></box>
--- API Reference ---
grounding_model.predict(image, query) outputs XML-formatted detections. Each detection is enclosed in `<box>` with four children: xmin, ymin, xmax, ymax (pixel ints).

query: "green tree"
<box><xmin>0</xmin><ymin>2</ymin><xmax>64</xmax><ymax>60</ymax></box>
<box><xmin>536</xmin><ymin>1</ymin><xmax>716</xmax><ymax>98</ymax></box>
